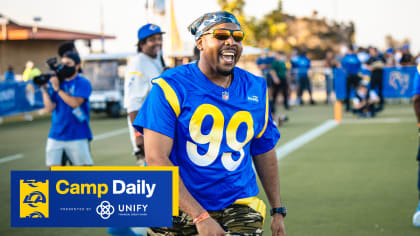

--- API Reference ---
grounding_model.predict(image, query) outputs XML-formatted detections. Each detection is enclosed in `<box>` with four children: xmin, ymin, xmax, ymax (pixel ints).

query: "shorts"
<box><xmin>46</xmin><ymin>138</ymin><xmax>93</xmax><ymax>166</ymax></box>
<box><xmin>148</xmin><ymin>204</ymin><xmax>264</xmax><ymax>236</ymax></box>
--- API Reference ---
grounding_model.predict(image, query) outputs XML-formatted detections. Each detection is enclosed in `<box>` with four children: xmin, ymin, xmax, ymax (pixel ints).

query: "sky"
<box><xmin>2</xmin><ymin>0</ymin><xmax>419</xmax><ymax>55</ymax></box>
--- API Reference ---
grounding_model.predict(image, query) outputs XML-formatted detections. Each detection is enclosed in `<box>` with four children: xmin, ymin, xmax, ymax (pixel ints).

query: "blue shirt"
<box><xmin>256</xmin><ymin>56</ymin><xmax>275</xmax><ymax>66</ymax></box>
<box><xmin>413</xmin><ymin>65</ymin><xmax>420</xmax><ymax>95</ymax></box>
<box><xmin>133</xmin><ymin>62</ymin><xmax>280</xmax><ymax>211</ymax></box>
<box><xmin>4</xmin><ymin>71</ymin><xmax>15</xmax><ymax>82</ymax></box>
<box><xmin>294</xmin><ymin>55</ymin><xmax>311</xmax><ymax>78</ymax></box>
<box><xmin>48</xmin><ymin>74</ymin><xmax>92</xmax><ymax>141</ymax></box>
<box><xmin>341</xmin><ymin>53</ymin><xmax>361</xmax><ymax>75</ymax></box>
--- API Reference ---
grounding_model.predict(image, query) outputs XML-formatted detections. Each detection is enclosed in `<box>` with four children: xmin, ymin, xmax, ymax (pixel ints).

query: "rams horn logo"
<box><xmin>26</xmin><ymin>211</ymin><xmax>46</xmax><ymax>219</ymax></box>
<box><xmin>23</xmin><ymin>191</ymin><xmax>47</xmax><ymax>208</ymax></box>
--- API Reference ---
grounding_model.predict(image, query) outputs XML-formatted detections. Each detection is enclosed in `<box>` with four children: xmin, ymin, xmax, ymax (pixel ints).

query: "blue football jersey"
<box><xmin>413</xmin><ymin>64</ymin><xmax>420</xmax><ymax>96</ymax></box>
<box><xmin>133</xmin><ymin>62</ymin><xmax>280</xmax><ymax>211</ymax></box>
<box><xmin>341</xmin><ymin>53</ymin><xmax>361</xmax><ymax>75</ymax></box>
<box><xmin>295</xmin><ymin>55</ymin><xmax>311</xmax><ymax>78</ymax></box>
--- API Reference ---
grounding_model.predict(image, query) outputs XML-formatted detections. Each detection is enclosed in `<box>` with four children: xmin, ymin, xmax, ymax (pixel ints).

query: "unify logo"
<box><xmin>96</xmin><ymin>201</ymin><xmax>115</xmax><ymax>220</ymax></box>
<box><xmin>247</xmin><ymin>96</ymin><xmax>259</xmax><ymax>103</ymax></box>
<box><xmin>20</xmin><ymin>180</ymin><xmax>49</xmax><ymax>219</ymax></box>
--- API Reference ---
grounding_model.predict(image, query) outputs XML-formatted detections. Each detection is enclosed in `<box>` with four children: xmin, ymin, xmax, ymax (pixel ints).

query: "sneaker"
<box><xmin>135</xmin><ymin>152</ymin><xmax>146</xmax><ymax>166</ymax></box>
<box><xmin>413</xmin><ymin>201</ymin><xmax>420</xmax><ymax>227</ymax></box>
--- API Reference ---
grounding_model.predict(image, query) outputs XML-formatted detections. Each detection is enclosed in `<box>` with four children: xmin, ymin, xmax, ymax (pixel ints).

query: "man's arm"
<box><xmin>143</xmin><ymin>128</ymin><xmax>225</xmax><ymax>236</ymax></box>
<box><xmin>41</xmin><ymin>86</ymin><xmax>56</xmax><ymax>112</ymax></box>
<box><xmin>50</xmin><ymin>76</ymin><xmax>85</xmax><ymax>108</ymax></box>
<box><xmin>413</xmin><ymin>94</ymin><xmax>420</xmax><ymax>124</ymax></box>
<box><xmin>253</xmin><ymin>148</ymin><xmax>286</xmax><ymax>236</ymax></box>
<box><xmin>270</xmin><ymin>69</ymin><xmax>281</xmax><ymax>85</ymax></box>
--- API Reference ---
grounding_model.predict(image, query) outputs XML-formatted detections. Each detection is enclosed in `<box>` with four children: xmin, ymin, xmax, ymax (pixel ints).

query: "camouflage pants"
<box><xmin>148</xmin><ymin>204</ymin><xmax>263</xmax><ymax>236</ymax></box>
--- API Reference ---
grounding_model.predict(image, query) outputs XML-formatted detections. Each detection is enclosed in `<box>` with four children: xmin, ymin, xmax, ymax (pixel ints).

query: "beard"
<box><xmin>216</xmin><ymin>66</ymin><xmax>234</xmax><ymax>76</ymax></box>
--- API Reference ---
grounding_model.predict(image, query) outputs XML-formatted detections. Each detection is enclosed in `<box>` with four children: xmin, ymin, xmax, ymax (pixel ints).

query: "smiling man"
<box><xmin>124</xmin><ymin>23</ymin><xmax>166</xmax><ymax>166</ymax></box>
<box><xmin>133</xmin><ymin>11</ymin><xmax>286</xmax><ymax>236</ymax></box>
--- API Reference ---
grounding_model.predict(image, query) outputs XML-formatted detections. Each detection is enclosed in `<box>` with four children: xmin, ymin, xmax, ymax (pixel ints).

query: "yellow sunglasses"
<box><xmin>202</xmin><ymin>28</ymin><xmax>245</xmax><ymax>42</ymax></box>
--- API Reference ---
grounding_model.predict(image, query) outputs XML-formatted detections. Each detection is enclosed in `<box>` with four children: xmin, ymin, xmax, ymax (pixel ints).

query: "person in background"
<box><xmin>40</xmin><ymin>52</ymin><xmax>93</xmax><ymax>168</ymax></box>
<box><xmin>257</xmin><ymin>48</ymin><xmax>276</xmax><ymax>112</ymax></box>
<box><xmin>123</xmin><ymin>23</ymin><xmax>166</xmax><ymax>166</ymax></box>
<box><xmin>341</xmin><ymin>45</ymin><xmax>362</xmax><ymax>112</ymax></box>
<box><xmin>295</xmin><ymin>50</ymin><xmax>314</xmax><ymax>105</ymax></box>
<box><xmin>324</xmin><ymin>50</ymin><xmax>338</xmax><ymax>104</ymax></box>
<box><xmin>356</xmin><ymin>46</ymin><xmax>370</xmax><ymax>69</ymax></box>
<box><xmin>400</xmin><ymin>44</ymin><xmax>414</xmax><ymax>66</ymax></box>
<box><xmin>270</xmin><ymin>51</ymin><xmax>289</xmax><ymax>111</ymax></box>
<box><xmin>366</xmin><ymin>47</ymin><xmax>385</xmax><ymax>111</ymax></box>
<box><xmin>270</xmin><ymin>51</ymin><xmax>289</xmax><ymax>126</ymax></box>
<box><xmin>384</xmin><ymin>48</ymin><xmax>396</xmax><ymax>67</ymax></box>
<box><xmin>22</xmin><ymin>61</ymin><xmax>41</xmax><ymax>82</ymax></box>
<box><xmin>352</xmin><ymin>80</ymin><xmax>379</xmax><ymax>118</ymax></box>
<box><xmin>22</xmin><ymin>61</ymin><xmax>41</xmax><ymax>121</ymax></box>
<box><xmin>4</xmin><ymin>65</ymin><xmax>15</xmax><ymax>82</ymax></box>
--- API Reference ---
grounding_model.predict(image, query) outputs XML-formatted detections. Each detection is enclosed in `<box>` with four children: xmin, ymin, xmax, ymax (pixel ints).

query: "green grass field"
<box><xmin>1</xmin><ymin>103</ymin><xmax>419</xmax><ymax>235</ymax></box>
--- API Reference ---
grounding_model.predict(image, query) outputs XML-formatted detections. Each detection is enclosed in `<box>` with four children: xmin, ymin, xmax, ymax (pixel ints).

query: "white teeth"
<box><xmin>222</xmin><ymin>52</ymin><xmax>235</xmax><ymax>56</ymax></box>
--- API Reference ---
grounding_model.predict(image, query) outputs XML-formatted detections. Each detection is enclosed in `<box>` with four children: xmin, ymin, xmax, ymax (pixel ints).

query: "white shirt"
<box><xmin>124</xmin><ymin>52</ymin><xmax>164</xmax><ymax>113</ymax></box>
<box><xmin>352</xmin><ymin>90</ymin><xmax>379</xmax><ymax>106</ymax></box>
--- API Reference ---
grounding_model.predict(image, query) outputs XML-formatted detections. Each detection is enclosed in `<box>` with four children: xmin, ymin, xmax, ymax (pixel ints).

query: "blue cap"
<box><xmin>63</xmin><ymin>52</ymin><xmax>81</xmax><ymax>65</ymax></box>
<box><xmin>137</xmin><ymin>24</ymin><xmax>165</xmax><ymax>41</ymax></box>
<box><xmin>402</xmin><ymin>44</ymin><xmax>409</xmax><ymax>50</ymax></box>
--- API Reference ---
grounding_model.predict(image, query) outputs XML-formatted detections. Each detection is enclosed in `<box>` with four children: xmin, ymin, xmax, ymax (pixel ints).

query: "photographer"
<box><xmin>40</xmin><ymin>52</ymin><xmax>93</xmax><ymax>167</ymax></box>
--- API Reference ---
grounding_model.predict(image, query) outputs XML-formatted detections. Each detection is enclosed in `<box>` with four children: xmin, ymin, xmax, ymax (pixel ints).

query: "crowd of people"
<box><xmin>255</xmin><ymin>43</ymin><xmax>418</xmax><ymax>120</ymax></box>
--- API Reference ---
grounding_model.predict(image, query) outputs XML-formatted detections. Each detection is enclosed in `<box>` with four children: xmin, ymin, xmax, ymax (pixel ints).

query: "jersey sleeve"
<box><xmin>132</xmin><ymin>79</ymin><xmax>178</xmax><ymax>139</ymax></box>
<box><xmin>250</xmin><ymin>86</ymin><xmax>281</xmax><ymax>156</ymax></box>
<box><xmin>124</xmin><ymin>68</ymin><xmax>152</xmax><ymax>113</ymax></box>
<box><xmin>73</xmin><ymin>78</ymin><xmax>92</xmax><ymax>100</ymax></box>
<box><xmin>250</xmin><ymin>112</ymin><xmax>280</xmax><ymax>157</ymax></box>
<box><xmin>413</xmin><ymin>66</ymin><xmax>420</xmax><ymax>96</ymax></box>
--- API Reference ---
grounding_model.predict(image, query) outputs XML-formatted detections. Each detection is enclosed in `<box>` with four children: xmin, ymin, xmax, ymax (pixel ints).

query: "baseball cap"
<box><xmin>63</xmin><ymin>52</ymin><xmax>81</xmax><ymax>65</ymax></box>
<box><xmin>137</xmin><ymin>24</ymin><xmax>165</xmax><ymax>41</ymax></box>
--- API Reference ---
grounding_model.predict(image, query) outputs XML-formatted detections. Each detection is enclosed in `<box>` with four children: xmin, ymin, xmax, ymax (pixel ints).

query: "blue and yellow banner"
<box><xmin>11</xmin><ymin>166</ymin><xmax>178</xmax><ymax>227</ymax></box>
<box><xmin>334</xmin><ymin>66</ymin><xmax>417</xmax><ymax>99</ymax></box>
<box><xmin>0</xmin><ymin>81</ymin><xmax>44</xmax><ymax>117</ymax></box>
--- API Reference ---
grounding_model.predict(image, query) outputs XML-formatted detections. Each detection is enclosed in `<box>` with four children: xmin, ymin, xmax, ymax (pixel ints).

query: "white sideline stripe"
<box><xmin>341</xmin><ymin>118</ymin><xmax>402</xmax><ymax>124</ymax></box>
<box><xmin>0</xmin><ymin>153</ymin><xmax>24</xmax><ymax>164</ymax></box>
<box><xmin>93</xmin><ymin>128</ymin><xmax>128</xmax><ymax>141</ymax></box>
<box><xmin>276</xmin><ymin>120</ymin><xmax>339</xmax><ymax>160</ymax></box>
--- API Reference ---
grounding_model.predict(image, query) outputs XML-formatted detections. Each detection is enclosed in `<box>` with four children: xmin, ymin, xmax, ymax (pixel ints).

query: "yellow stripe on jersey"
<box><xmin>127</xmin><ymin>71</ymin><xmax>144</xmax><ymax>78</ymax></box>
<box><xmin>256</xmin><ymin>91</ymin><xmax>269</xmax><ymax>138</ymax></box>
<box><xmin>417</xmin><ymin>64</ymin><xmax>420</xmax><ymax>74</ymax></box>
<box><xmin>153</xmin><ymin>78</ymin><xmax>181</xmax><ymax>117</ymax></box>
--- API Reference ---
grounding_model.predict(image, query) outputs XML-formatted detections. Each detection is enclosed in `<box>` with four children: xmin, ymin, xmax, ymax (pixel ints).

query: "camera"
<box><xmin>33</xmin><ymin>57</ymin><xmax>66</xmax><ymax>86</ymax></box>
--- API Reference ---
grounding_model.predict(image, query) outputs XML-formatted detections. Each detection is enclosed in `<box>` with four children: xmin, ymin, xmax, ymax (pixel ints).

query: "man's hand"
<box><xmin>195</xmin><ymin>217</ymin><xmax>225</xmax><ymax>236</ymax></box>
<box><xmin>271</xmin><ymin>214</ymin><xmax>286</xmax><ymax>236</ymax></box>
<box><xmin>50</xmin><ymin>76</ymin><xmax>60</xmax><ymax>92</ymax></box>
